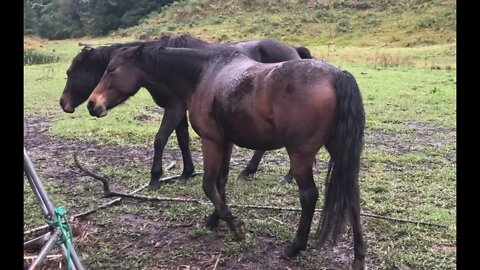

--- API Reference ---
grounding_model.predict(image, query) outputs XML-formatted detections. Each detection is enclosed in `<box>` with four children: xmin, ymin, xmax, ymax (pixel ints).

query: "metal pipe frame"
<box><xmin>24</xmin><ymin>148</ymin><xmax>84</xmax><ymax>270</ymax></box>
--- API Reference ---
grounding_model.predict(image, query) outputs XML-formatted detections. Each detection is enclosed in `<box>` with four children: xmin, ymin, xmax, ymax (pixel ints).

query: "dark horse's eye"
<box><xmin>66</xmin><ymin>69</ymin><xmax>71</xmax><ymax>76</ymax></box>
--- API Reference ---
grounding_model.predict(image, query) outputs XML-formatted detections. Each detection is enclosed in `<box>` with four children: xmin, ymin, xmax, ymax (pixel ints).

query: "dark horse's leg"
<box><xmin>202</xmin><ymin>139</ymin><xmax>245</xmax><ymax>239</ymax></box>
<box><xmin>174</xmin><ymin>114</ymin><xmax>195</xmax><ymax>181</ymax></box>
<box><xmin>149</xmin><ymin>106</ymin><xmax>188</xmax><ymax>190</ymax></box>
<box><xmin>237</xmin><ymin>150</ymin><xmax>295</xmax><ymax>184</ymax></box>
<box><xmin>237</xmin><ymin>150</ymin><xmax>264</xmax><ymax>181</ymax></box>
<box><xmin>283</xmin><ymin>151</ymin><xmax>318</xmax><ymax>258</ymax></box>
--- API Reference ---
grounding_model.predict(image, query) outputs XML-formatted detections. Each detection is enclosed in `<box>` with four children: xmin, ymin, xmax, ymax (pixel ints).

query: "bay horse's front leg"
<box><xmin>202</xmin><ymin>139</ymin><xmax>245</xmax><ymax>240</ymax></box>
<box><xmin>206</xmin><ymin>141</ymin><xmax>233</xmax><ymax>229</ymax></box>
<box><xmin>174</xmin><ymin>114</ymin><xmax>195</xmax><ymax>181</ymax></box>
<box><xmin>149</xmin><ymin>106</ymin><xmax>186</xmax><ymax>190</ymax></box>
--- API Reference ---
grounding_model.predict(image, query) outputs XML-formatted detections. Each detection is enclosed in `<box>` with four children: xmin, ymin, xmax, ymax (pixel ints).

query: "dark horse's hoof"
<box><xmin>282</xmin><ymin>242</ymin><xmax>305</xmax><ymax>259</ymax></box>
<box><xmin>178</xmin><ymin>170</ymin><xmax>195</xmax><ymax>183</ymax></box>
<box><xmin>148</xmin><ymin>179</ymin><xmax>162</xmax><ymax>190</ymax></box>
<box><xmin>351</xmin><ymin>258</ymin><xmax>367</xmax><ymax>270</ymax></box>
<box><xmin>279</xmin><ymin>171</ymin><xmax>294</xmax><ymax>185</ymax></box>
<box><xmin>237</xmin><ymin>169</ymin><xmax>254</xmax><ymax>181</ymax></box>
<box><xmin>279</xmin><ymin>176</ymin><xmax>293</xmax><ymax>185</ymax></box>
<box><xmin>228</xmin><ymin>218</ymin><xmax>246</xmax><ymax>240</ymax></box>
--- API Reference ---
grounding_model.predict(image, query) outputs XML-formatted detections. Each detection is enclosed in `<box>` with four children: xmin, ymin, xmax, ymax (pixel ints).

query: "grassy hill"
<box><xmin>113</xmin><ymin>0</ymin><xmax>456</xmax><ymax>48</ymax></box>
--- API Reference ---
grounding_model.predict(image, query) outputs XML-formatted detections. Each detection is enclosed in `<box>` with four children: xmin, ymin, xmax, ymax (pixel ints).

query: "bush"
<box><xmin>336</xmin><ymin>18</ymin><xmax>352</xmax><ymax>33</ymax></box>
<box><xmin>24</xmin><ymin>50</ymin><xmax>59</xmax><ymax>66</ymax></box>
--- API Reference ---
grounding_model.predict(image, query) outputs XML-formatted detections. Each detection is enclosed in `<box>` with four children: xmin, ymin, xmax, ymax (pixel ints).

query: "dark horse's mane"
<box><xmin>155</xmin><ymin>34</ymin><xmax>210</xmax><ymax>48</ymax></box>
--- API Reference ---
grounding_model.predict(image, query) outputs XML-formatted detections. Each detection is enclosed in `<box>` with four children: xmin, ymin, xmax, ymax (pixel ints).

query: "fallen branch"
<box><xmin>74</xmin><ymin>152</ymin><xmax>186</xmax><ymax>196</ymax></box>
<box><xmin>24</xmin><ymin>254</ymin><xmax>62</xmax><ymax>261</ymax></box>
<box><xmin>73</xmin><ymin>152</ymin><xmax>449</xmax><ymax>229</ymax></box>
<box><xmin>24</xmin><ymin>232</ymin><xmax>51</xmax><ymax>252</ymax></box>
<box><xmin>213</xmin><ymin>254</ymin><xmax>221</xmax><ymax>270</ymax></box>
<box><xmin>24</xmin><ymin>155</ymin><xmax>178</xmax><ymax>240</ymax></box>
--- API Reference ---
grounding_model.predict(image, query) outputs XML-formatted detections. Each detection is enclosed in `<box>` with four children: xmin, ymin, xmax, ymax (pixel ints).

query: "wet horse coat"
<box><xmin>87</xmin><ymin>45</ymin><xmax>366</xmax><ymax>269</ymax></box>
<box><xmin>59</xmin><ymin>35</ymin><xmax>313</xmax><ymax>188</ymax></box>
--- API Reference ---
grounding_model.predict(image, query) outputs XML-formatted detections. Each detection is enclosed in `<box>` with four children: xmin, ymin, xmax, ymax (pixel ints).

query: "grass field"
<box><xmin>24</xmin><ymin>0</ymin><xmax>456</xmax><ymax>266</ymax></box>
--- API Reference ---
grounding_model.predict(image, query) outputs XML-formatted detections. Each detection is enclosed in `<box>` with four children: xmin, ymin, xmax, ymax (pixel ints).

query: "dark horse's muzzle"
<box><xmin>59</xmin><ymin>93</ymin><xmax>75</xmax><ymax>113</ymax></box>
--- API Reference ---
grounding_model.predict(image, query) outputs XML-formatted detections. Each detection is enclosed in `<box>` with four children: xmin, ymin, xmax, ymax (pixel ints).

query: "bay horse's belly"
<box><xmin>221</xmin><ymin>97</ymin><xmax>286</xmax><ymax>151</ymax></box>
<box><xmin>227</xmin><ymin>121</ymin><xmax>284</xmax><ymax>151</ymax></box>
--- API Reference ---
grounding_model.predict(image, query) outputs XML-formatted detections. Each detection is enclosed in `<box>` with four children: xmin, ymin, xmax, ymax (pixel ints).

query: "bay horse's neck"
<box><xmin>140</xmin><ymin>48</ymin><xmax>211</xmax><ymax>103</ymax></box>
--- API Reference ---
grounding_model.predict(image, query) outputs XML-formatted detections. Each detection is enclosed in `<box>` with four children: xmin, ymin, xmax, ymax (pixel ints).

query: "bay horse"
<box><xmin>59</xmin><ymin>35</ymin><xmax>313</xmax><ymax>189</ymax></box>
<box><xmin>86</xmin><ymin>44</ymin><xmax>366</xmax><ymax>269</ymax></box>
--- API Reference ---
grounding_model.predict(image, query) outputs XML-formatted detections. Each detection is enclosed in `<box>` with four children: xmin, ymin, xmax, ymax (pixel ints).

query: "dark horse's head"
<box><xmin>87</xmin><ymin>45</ymin><xmax>147</xmax><ymax>118</ymax></box>
<box><xmin>59</xmin><ymin>47</ymin><xmax>104</xmax><ymax>113</ymax></box>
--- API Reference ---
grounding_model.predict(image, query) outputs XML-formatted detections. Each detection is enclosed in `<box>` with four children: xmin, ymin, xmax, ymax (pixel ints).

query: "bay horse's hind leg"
<box><xmin>202</xmin><ymin>139</ymin><xmax>245</xmax><ymax>239</ymax></box>
<box><xmin>175</xmin><ymin>114</ymin><xmax>195</xmax><ymax>182</ymax></box>
<box><xmin>283</xmin><ymin>150</ymin><xmax>318</xmax><ymax>258</ymax></box>
<box><xmin>324</xmin><ymin>144</ymin><xmax>366</xmax><ymax>270</ymax></box>
<box><xmin>349</xmin><ymin>174</ymin><xmax>366</xmax><ymax>269</ymax></box>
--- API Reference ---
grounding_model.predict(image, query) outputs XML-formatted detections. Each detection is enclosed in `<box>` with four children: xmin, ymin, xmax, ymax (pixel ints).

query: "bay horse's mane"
<box><xmin>139</xmin><ymin>45</ymin><xmax>246</xmax><ymax>72</ymax></box>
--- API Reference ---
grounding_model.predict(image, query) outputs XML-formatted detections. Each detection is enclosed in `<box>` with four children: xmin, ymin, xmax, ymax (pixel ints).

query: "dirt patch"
<box><xmin>133</xmin><ymin>106</ymin><xmax>165</xmax><ymax>123</ymax></box>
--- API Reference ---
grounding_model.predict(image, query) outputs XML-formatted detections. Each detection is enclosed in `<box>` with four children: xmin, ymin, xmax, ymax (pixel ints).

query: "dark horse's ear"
<box><xmin>79</xmin><ymin>46</ymin><xmax>94</xmax><ymax>60</ymax></box>
<box><xmin>124</xmin><ymin>44</ymin><xmax>145</xmax><ymax>58</ymax></box>
<box><xmin>134</xmin><ymin>44</ymin><xmax>146</xmax><ymax>56</ymax></box>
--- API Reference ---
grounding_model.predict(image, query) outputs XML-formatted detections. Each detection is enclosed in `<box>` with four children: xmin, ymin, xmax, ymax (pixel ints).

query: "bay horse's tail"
<box><xmin>315</xmin><ymin>70</ymin><xmax>365</xmax><ymax>246</ymax></box>
<box><xmin>295</xmin><ymin>46</ymin><xmax>313</xmax><ymax>59</ymax></box>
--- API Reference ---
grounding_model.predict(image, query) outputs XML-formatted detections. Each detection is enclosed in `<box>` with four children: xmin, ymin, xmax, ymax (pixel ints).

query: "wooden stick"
<box><xmin>72</xmin><ymin>151</ymin><xmax>449</xmax><ymax>229</ymax></box>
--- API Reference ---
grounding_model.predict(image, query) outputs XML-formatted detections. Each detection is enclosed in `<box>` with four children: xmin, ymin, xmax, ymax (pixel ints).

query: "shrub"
<box><xmin>24</xmin><ymin>50</ymin><xmax>59</xmax><ymax>66</ymax></box>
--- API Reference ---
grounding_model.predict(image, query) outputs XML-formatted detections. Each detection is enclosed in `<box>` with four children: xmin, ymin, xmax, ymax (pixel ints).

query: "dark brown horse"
<box><xmin>59</xmin><ymin>35</ymin><xmax>313</xmax><ymax>189</ymax></box>
<box><xmin>86</xmin><ymin>44</ymin><xmax>366</xmax><ymax>268</ymax></box>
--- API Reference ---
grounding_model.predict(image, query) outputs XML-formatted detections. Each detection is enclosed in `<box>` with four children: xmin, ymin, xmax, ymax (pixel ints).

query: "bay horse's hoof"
<box><xmin>148</xmin><ymin>180</ymin><xmax>162</xmax><ymax>190</ymax></box>
<box><xmin>351</xmin><ymin>258</ymin><xmax>367</xmax><ymax>270</ymax></box>
<box><xmin>228</xmin><ymin>218</ymin><xmax>246</xmax><ymax>240</ymax></box>
<box><xmin>205</xmin><ymin>214</ymin><xmax>220</xmax><ymax>230</ymax></box>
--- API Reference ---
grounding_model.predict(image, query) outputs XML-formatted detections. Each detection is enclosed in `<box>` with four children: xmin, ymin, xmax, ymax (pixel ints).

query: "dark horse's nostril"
<box><xmin>87</xmin><ymin>100</ymin><xmax>95</xmax><ymax>113</ymax></box>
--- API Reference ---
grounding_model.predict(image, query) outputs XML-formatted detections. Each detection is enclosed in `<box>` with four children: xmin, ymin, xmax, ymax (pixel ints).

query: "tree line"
<box><xmin>24</xmin><ymin>0</ymin><xmax>176</xmax><ymax>39</ymax></box>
